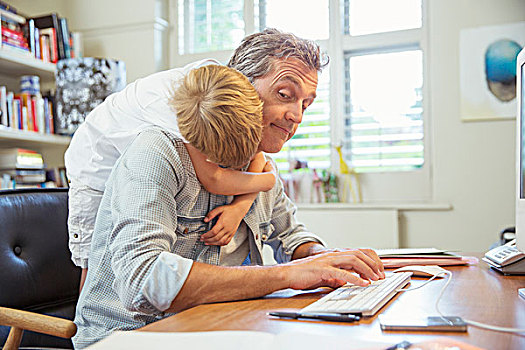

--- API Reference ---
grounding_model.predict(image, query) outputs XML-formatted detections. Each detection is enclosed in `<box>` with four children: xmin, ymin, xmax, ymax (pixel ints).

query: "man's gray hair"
<box><xmin>227</xmin><ymin>28</ymin><xmax>328</xmax><ymax>83</ymax></box>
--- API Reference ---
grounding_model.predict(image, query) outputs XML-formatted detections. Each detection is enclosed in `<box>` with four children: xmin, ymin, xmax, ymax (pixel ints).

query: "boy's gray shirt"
<box><xmin>73</xmin><ymin>127</ymin><xmax>324</xmax><ymax>348</ymax></box>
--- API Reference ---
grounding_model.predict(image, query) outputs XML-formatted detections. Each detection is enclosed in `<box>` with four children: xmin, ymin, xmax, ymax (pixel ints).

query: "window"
<box><xmin>344</xmin><ymin>50</ymin><xmax>424</xmax><ymax>172</ymax></box>
<box><xmin>346</xmin><ymin>0</ymin><xmax>422</xmax><ymax>36</ymax></box>
<box><xmin>261</xmin><ymin>0</ymin><xmax>329</xmax><ymax>40</ymax></box>
<box><xmin>342</xmin><ymin>0</ymin><xmax>424</xmax><ymax>173</ymax></box>
<box><xmin>178</xmin><ymin>0</ymin><xmax>245</xmax><ymax>54</ymax></box>
<box><xmin>172</xmin><ymin>0</ymin><xmax>430</xmax><ymax>201</ymax></box>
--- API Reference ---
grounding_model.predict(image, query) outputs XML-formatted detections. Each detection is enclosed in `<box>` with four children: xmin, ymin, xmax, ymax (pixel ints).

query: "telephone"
<box><xmin>483</xmin><ymin>239</ymin><xmax>525</xmax><ymax>275</ymax></box>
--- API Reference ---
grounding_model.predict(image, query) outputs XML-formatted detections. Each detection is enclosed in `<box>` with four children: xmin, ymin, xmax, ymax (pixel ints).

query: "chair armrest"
<box><xmin>0</xmin><ymin>306</ymin><xmax>77</xmax><ymax>339</ymax></box>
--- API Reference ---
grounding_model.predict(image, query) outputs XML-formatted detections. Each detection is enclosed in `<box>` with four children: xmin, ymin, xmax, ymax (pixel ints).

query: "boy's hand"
<box><xmin>262</xmin><ymin>160</ymin><xmax>276</xmax><ymax>176</ymax></box>
<box><xmin>201</xmin><ymin>204</ymin><xmax>245</xmax><ymax>246</ymax></box>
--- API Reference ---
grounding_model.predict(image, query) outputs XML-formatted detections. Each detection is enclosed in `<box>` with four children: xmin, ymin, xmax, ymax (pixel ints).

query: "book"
<box><xmin>59</xmin><ymin>17</ymin><xmax>70</xmax><ymax>58</ymax></box>
<box><xmin>1</xmin><ymin>169</ymin><xmax>46</xmax><ymax>183</ymax></box>
<box><xmin>6</xmin><ymin>91</ymin><xmax>13</xmax><ymax>127</ymax></box>
<box><xmin>1</xmin><ymin>26</ymin><xmax>24</xmax><ymax>41</ymax></box>
<box><xmin>40</xmin><ymin>27</ymin><xmax>57</xmax><ymax>62</ymax></box>
<box><xmin>12</xmin><ymin>97</ymin><xmax>20</xmax><ymax>129</ymax></box>
<box><xmin>31</xmin><ymin>13</ymin><xmax>64</xmax><ymax>59</ymax></box>
<box><xmin>46</xmin><ymin>167</ymin><xmax>68</xmax><ymax>187</ymax></box>
<box><xmin>25</xmin><ymin>18</ymin><xmax>36</xmax><ymax>57</ymax></box>
<box><xmin>1</xmin><ymin>41</ymin><xmax>30</xmax><ymax>54</ymax></box>
<box><xmin>376</xmin><ymin>248</ymin><xmax>478</xmax><ymax>268</ymax></box>
<box><xmin>0</xmin><ymin>86</ymin><xmax>6</xmax><ymax>126</ymax></box>
<box><xmin>34</xmin><ymin>27</ymin><xmax>40</xmax><ymax>60</ymax></box>
<box><xmin>376</xmin><ymin>247</ymin><xmax>461</xmax><ymax>258</ymax></box>
<box><xmin>39</xmin><ymin>33</ymin><xmax>50</xmax><ymax>62</ymax></box>
<box><xmin>71</xmin><ymin>31</ymin><xmax>82</xmax><ymax>58</ymax></box>
<box><xmin>0</xmin><ymin>148</ymin><xmax>44</xmax><ymax>169</ymax></box>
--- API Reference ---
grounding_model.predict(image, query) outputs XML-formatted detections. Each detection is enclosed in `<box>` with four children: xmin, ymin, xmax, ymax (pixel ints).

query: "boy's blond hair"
<box><xmin>171</xmin><ymin>65</ymin><xmax>263</xmax><ymax>168</ymax></box>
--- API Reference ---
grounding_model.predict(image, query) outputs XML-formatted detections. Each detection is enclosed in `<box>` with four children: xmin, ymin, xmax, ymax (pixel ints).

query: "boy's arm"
<box><xmin>185</xmin><ymin>144</ymin><xmax>275</xmax><ymax>196</ymax></box>
<box><xmin>200</xmin><ymin>153</ymin><xmax>272</xmax><ymax>245</ymax></box>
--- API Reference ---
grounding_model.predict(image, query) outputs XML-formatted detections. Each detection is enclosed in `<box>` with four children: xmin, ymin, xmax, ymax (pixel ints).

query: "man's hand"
<box><xmin>283</xmin><ymin>249</ymin><xmax>385</xmax><ymax>290</ymax></box>
<box><xmin>201</xmin><ymin>204</ymin><xmax>244</xmax><ymax>245</ymax></box>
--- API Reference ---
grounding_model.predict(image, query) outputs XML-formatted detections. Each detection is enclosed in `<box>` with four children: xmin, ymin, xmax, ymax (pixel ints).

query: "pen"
<box><xmin>268</xmin><ymin>311</ymin><xmax>360</xmax><ymax>323</ymax></box>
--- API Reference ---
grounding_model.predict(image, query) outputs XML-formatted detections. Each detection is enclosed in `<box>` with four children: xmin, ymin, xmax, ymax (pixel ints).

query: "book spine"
<box><xmin>34</xmin><ymin>27</ymin><xmax>40</xmax><ymax>59</ymax></box>
<box><xmin>27</xmin><ymin>18</ymin><xmax>35</xmax><ymax>57</ymax></box>
<box><xmin>30</xmin><ymin>96</ymin><xmax>38</xmax><ymax>132</ymax></box>
<box><xmin>39</xmin><ymin>34</ymin><xmax>50</xmax><ymax>62</ymax></box>
<box><xmin>21</xmin><ymin>105</ymin><xmax>27</xmax><ymax>130</ymax></box>
<box><xmin>1</xmin><ymin>35</ymin><xmax>28</xmax><ymax>48</ymax></box>
<box><xmin>49</xmin><ymin>28</ymin><xmax>57</xmax><ymax>62</ymax></box>
<box><xmin>13</xmin><ymin>97</ymin><xmax>20</xmax><ymax>129</ymax></box>
<box><xmin>71</xmin><ymin>32</ymin><xmax>83</xmax><ymax>58</ymax></box>
<box><xmin>2</xmin><ymin>26</ymin><xmax>24</xmax><ymax>39</ymax></box>
<box><xmin>54</xmin><ymin>16</ymin><xmax>65</xmax><ymax>59</ymax></box>
<box><xmin>48</xmin><ymin>100</ymin><xmax>54</xmax><ymax>134</ymax></box>
<box><xmin>0</xmin><ymin>86</ymin><xmax>7</xmax><ymax>127</ymax></box>
<box><xmin>6</xmin><ymin>91</ymin><xmax>13</xmax><ymax>127</ymax></box>
<box><xmin>1</xmin><ymin>41</ymin><xmax>30</xmax><ymax>54</ymax></box>
<box><xmin>60</xmin><ymin>18</ymin><xmax>70</xmax><ymax>59</ymax></box>
<box><xmin>36</xmin><ymin>95</ymin><xmax>44</xmax><ymax>133</ymax></box>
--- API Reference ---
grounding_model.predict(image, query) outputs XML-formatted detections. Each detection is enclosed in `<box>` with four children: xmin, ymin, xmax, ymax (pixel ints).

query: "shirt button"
<box><xmin>74</xmin><ymin>234</ymin><xmax>79</xmax><ymax>239</ymax></box>
<box><xmin>261</xmin><ymin>234</ymin><xmax>268</xmax><ymax>241</ymax></box>
<box><xmin>183</xmin><ymin>228</ymin><xmax>189</xmax><ymax>234</ymax></box>
<box><xmin>13</xmin><ymin>246</ymin><xmax>22</xmax><ymax>256</ymax></box>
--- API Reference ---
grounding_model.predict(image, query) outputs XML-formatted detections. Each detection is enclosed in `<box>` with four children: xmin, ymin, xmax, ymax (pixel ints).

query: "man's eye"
<box><xmin>278</xmin><ymin>91</ymin><xmax>289</xmax><ymax>99</ymax></box>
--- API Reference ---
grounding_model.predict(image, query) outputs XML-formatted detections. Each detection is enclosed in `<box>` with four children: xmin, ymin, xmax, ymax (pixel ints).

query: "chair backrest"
<box><xmin>0</xmin><ymin>188</ymin><xmax>80</xmax><ymax>349</ymax></box>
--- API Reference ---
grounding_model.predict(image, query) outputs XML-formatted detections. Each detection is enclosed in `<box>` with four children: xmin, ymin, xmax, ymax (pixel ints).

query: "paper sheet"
<box><xmin>87</xmin><ymin>330</ymin><xmax>391</xmax><ymax>350</ymax></box>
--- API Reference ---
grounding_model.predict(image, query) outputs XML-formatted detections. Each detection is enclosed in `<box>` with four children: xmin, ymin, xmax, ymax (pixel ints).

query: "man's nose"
<box><xmin>285</xmin><ymin>103</ymin><xmax>303</xmax><ymax>124</ymax></box>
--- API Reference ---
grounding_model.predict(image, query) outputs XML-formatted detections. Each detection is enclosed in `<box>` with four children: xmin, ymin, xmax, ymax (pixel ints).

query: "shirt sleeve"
<box><xmin>265</xmin><ymin>167</ymin><xmax>326</xmax><ymax>264</ymax></box>
<box><xmin>106</xmin><ymin>128</ymin><xmax>193</xmax><ymax>314</ymax></box>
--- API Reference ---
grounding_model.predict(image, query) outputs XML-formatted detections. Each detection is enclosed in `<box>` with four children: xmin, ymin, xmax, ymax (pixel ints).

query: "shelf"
<box><xmin>0</xmin><ymin>127</ymin><xmax>70</xmax><ymax>148</ymax></box>
<box><xmin>0</xmin><ymin>49</ymin><xmax>56</xmax><ymax>80</ymax></box>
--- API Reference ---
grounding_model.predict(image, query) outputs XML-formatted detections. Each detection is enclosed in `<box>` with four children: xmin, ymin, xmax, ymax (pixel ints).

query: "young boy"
<box><xmin>65</xmin><ymin>61</ymin><xmax>274</xmax><ymax>290</ymax></box>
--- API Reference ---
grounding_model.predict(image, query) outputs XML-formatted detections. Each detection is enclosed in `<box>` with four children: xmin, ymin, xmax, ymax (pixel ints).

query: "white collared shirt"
<box><xmin>64</xmin><ymin>58</ymin><xmax>220</xmax><ymax>191</ymax></box>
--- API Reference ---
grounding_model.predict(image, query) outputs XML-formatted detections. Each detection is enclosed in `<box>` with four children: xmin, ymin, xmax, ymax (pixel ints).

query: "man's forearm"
<box><xmin>292</xmin><ymin>241</ymin><xmax>326</xmax><ymax>260</ymax></box>
<box><xmin>167</xmin><ymin>262</ymin><xmax>289</xmax><ymax>313</ymax></box>
<box><xmin>167</xmin><ymin>247</ymin><xmax>386</xmax><ymax>314</ymax></box>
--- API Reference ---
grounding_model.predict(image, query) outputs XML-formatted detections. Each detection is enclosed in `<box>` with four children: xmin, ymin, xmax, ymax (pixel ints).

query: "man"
<box><xmin>72</xmin><ymin>29</ymin><xmax>385</xmax><ymax>348</ymax></box>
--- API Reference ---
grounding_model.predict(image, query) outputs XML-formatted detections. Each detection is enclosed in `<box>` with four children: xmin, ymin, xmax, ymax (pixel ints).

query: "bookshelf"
<box><xmin>0</xmin><ymin>8</ymin><xmax>70</xmax><ymax>169</ymax></box>
<box><xmin>0</xmin><ymin>48</ymin><xmax>55</xmax><ymax>79</ymax></box>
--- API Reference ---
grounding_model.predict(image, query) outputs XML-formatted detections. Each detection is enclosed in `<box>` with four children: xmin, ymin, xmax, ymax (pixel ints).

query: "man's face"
<box><xmin>253</xmin><ymin>59</ymin><xmax>318</xmax><ymax>153</ymax></box>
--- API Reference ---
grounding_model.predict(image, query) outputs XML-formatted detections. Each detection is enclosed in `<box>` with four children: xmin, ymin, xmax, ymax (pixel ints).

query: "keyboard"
<box><xmin>301</xmin><ymin>272</ymin><xmax>412</xmax><ymax>317</ymax></box>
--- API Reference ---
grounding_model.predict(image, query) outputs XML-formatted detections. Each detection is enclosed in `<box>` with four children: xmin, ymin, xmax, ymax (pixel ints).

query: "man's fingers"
<box><xmin>328</xmin><ymin>251</ymin><xmax>381</xmax><ymax>282</ymax></box>
<box><xmin>327</xmin><ymin>268</ymin><xmax>370</xmax><ymax>287</ymax></box>
<box><xmin>360</xmin><ymin>248</ymin><xmax>385</xmax><ymax>277</ymax></box>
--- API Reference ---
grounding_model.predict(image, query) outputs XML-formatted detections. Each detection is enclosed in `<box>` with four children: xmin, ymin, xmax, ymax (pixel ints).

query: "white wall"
<box><xmin>65</xmin><ymin>0</ymin><xmax>170</xmax><ymax>83</ymax></box>
<box><xmin>10</xmin><ymin>0</ymin><xmax>170</xmax><ymax>83</ymax></box>
<box><xmin>402</xmin><ymin>0</ymin><xmax>525</xmax><ymax>252</ymax></box>
<box><xmin>8</xmin><ymin>0</ymin><xmax>525</xmax><ymax>252</ymax></box>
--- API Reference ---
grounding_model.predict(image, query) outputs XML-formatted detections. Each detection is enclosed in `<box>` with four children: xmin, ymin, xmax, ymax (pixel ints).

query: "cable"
<box><xmin>394</xmin><ymin>270</ymin><xmax>525</xmax><ymax>334</ymax></box>
<box><xmin>395</xmin><ymin>272</ymin><xmax>447</xmax><ymax>292</ymax></box>
<box><xmin>463</xmin><ymin>318</ymin><xmax>525</xmax><ymax>333</ymax></box>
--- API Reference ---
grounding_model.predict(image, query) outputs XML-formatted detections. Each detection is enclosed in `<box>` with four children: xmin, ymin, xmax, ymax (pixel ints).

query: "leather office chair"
<box><xmin>0</xmin><ymin>188</ymin><xmax>80</xmax><ymax>349</ymax></box>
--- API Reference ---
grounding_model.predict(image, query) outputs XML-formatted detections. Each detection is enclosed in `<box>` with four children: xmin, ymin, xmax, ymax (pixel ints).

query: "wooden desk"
<box><xmin>140</xmin><ymin>255</ymin><xmax>525</xmax><ymax>349</ymax></box>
